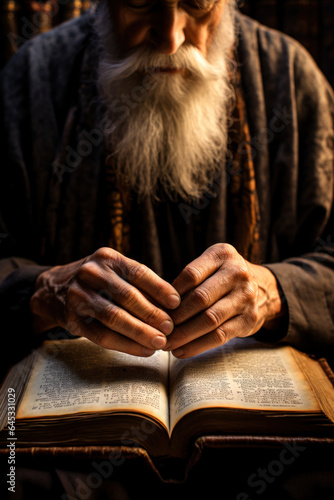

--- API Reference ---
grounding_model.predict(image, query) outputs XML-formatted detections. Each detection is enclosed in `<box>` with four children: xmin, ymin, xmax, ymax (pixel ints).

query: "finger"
<box><xmin>165</xmin><ymin>294</ymin><xmax>237</xmax><ymax>351</ymax></box>
<box><xmin>171</xmin><ymin>314</ymin><xmax>255</xmax><ymax>359</ymax></box>
<box><xmin>92</xmin><ymin>248</ymin><xmax>181</xmax><ymax>309</ymax></box>
<box><xmin>125</xmin><ymin>260</ymin><xmax>181</xmax><ymax>309</ymax></box>
<box><xmin>171</xmin><ymin>245</ymin><xmax>229</xmax><ymax>297</ymax></box>
<box><xmin>91</xmin><ymin>297</ymin><xmax>169</xmax><ymax>349</ymax></box>
<box><xmin>167</xmin><ymin>283</ymin><xmax>259</xmax><ymax>352</ymax></box>
<box><xmin>171</xmin><ymin>269</ymin><xmax>234</xmax><ymax>326</ymax></box>
<box><xmin>77</xmin><ymin>265</ymin><xmax>174</xmax><ymax>335</ymax></box>
<box><xmin>67</xmin><ymin>284</ymin><xmax>168</xmax><ymax>350</ymax></box>
<box><xmin>171</xmin><ymin>250</ymin><xmax>253</xmax><ymax>326</ymax></box>
<box><xmin>67</xmin><ymin>316</ymin><xmax>157</xmax><ymax>357</ymax></box>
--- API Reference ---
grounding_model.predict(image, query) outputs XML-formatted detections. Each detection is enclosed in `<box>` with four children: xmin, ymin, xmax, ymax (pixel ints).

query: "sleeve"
<box><xmin>0</xmin><ymin>15</ymin><xmax>93</xmax><ymax>371</ymax></box>
<box><xmin>257</xmin><ymin>32</ymin><xmax>334</xmax><ymax>354</ymax></box>
<box><xmin>0</xmin><ymin>259</ymin><xmax>50</xmax><ymax>373</ymax></box>
<box><xmin>0</xmin><ymin>41</ymin><xmax>57</xmax><ymax>370</ymax></box>
<box><xmin>264</xmin><ymin>251</ymin><xmax>334</xmax><ymax>354</ymax></box>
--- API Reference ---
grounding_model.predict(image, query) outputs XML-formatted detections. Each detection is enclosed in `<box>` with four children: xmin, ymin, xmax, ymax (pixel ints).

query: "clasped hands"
<box><xmin>31</xmin><ymin>244</ymin><xmax>284</xmax><ymax>358</ymax></box>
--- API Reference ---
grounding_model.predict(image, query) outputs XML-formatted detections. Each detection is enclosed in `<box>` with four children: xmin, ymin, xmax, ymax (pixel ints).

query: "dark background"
<box><xmin>1</xmin><ymin>0</ymin><xmax>334</xmax><ymax>89</ymax></box>
<box><xmin>0</xmin><ymin>3</ymin><xmax>334</xmax><ymax>499</ymax></box>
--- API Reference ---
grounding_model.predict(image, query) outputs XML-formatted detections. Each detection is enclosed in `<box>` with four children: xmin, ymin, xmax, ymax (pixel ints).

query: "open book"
<box><xmin>1</xmin><ymin>337</ymin><xmax>334</xmax><ymax>460</ymax></box>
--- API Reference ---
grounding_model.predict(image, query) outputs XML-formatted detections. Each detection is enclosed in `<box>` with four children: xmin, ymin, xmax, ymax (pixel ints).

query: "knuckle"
<box><xmin>183</xmin><ymin>265</ymin><xmax>202</xmax><ymax>287</ymax></box>
<box><xmin>129</xmin><ymin>324</ymin><xmax>144</xmax><ymax>342</ymax></box>
<box><xmin>246</xmin><ymin>307</ymin><xmax>259</xmax><ymax>326</ymax></box>
<box><xmin>208</xmin><ymin>243</ymin><xmax>235</xmax><ymax>261</ymax></box>
<box><xmin>232</xmin><ymin>264</ymin><xmax>249</xmax><ymax>282</ymax></box>
<box><xmin>92</xmin><ymin>247</ymin><xmax>114</xmax><ymax>261</ymax></box>
<box><xmin>65</xmin><ymin>312</ymin><xmax>81</xmax><ymax>335</ymax></box>
<box><xmin>243</xmin><ymin>281</ymin><xmax>258</xmax><ymax>301</ymax></box>
<box><xmin>66</xmin><ymin>283</ymin><xmax>82</xmax><ymax>307</ymax></box>
<box><xmin>128</xmin><ymin>263</ymin><xmax>148</xmax><ymax>283</ymax></box>
<box><xmin>210</xmin><ymin>326</ymin><xmax>227</xmax><ymax>347</ymax></box>
<box><xmin>145</xmin><ymin>307</ymin><xmax>162</xmax><ymax>325</ymax></box>
<box><xmin>76</xmin><ymin>301</ymin><xmax>95</xmax><ymax>320</ymax></box>
<box><xmin>203</xmin><ymin>308</ymin><xmax>221</xmax><ymax>329</ymax></box>
<box><xmin>238</xmin><ymin>310</ymin><xmax>258</xmax><ymax>335</ymax></box>
<box><xmin>121</xmin><ymin>285</ymin><xmax>139</xmax><ymax>306</ymax></box>
<box><xmin>77</xmin><ymin>261</ymin><xmax>100</xmax><ymax>282</ymax></box>
<box><xmin>192</xmin><ymin>287</ymin><xmax>211</xmax><ymax>308</ymax></box>
<box><xmin>91</xmin><ymin>329</ymin><xmax>110</xmax><ymax>349</ymax></box>
<box><xmin>104</xmin><ymin>303</ymin><xmax>121</xmax><ymax>326</ymax></box>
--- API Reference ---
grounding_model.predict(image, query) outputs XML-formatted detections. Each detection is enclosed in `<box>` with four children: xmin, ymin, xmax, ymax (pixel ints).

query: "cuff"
<box><xmin>0</xmin><ymin>264</ymin><xmax>50</xmax><ymax>372</ymax></box>
<box><xmin>262</xmin><ymin>262</ymin><xmax>334</xmax><ymax>353</ymax></box>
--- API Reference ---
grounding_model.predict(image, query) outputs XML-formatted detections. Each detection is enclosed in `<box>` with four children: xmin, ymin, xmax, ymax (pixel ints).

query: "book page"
<box><xmin>17</xmin><ymin>338</ymin><xmax>169</xmax><ymax>429</ymax></box>
<box><xmin>169</xmin><ymin>338</ymin><xmax>321</xmax><ymax>430</ymax></box>
<box><xmin>0</xmin><ymin>350</ymin><xmax>38</xmax><ymax>432</ymax></box>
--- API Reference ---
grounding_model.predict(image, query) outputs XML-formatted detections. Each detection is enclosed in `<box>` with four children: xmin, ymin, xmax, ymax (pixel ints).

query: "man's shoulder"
<box><xmin>236</xmin><ymin>11</ymin><xmax>333</xmax><ymax>97</ymax></box>
<box><xmin>236</xmin><ymin>11</ymin><xmax>313</xmax><ymax>62</ymax></box>
<box><xmin>32</xmin><ymin>9</ymin><xmax>93</xmax><ymax>54</ymax></box>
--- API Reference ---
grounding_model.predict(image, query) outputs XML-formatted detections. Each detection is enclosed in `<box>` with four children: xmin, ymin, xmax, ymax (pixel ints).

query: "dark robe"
<box><xmin>0</xmin><ymin>8</ymin><xmax>334</xmax><ymax>369</ymax></box>
<box><xmin>1</xmin><ymin>8</ymin><xmax>334</xmax><ymax>499</ymax></box>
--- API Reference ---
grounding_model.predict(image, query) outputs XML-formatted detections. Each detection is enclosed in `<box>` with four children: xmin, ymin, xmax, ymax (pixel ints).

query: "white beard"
<box><xmin>94</xmin><ymin>1</ymin><xmax>237</xmax><ymax>201</ymax></box>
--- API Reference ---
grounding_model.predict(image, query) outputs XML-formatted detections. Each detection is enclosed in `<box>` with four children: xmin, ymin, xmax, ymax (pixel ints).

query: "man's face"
<box><xmin>98</xmin><ymin>0</ymin><xmax>236</xmax><ymax>200</ymax></box>
<box><xmin>107</xmin><ymin>0</ymin><xmax>227</xmax><ymax>60</ymax></box>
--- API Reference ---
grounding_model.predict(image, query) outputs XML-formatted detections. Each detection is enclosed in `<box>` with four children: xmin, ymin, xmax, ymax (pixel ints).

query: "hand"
<box><xmin>164</xmin><ymin>244</ymin><xmax>286</xmax><ymax>358</ymax></box>
<box><xmin>30</xmin><ymin>247</ymin><xmax>181</xmax><ymax>356</ymax></box>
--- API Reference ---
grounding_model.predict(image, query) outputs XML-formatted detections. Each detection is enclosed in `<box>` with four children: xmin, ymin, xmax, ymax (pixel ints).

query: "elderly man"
<box><xmin>0</xmin><ymin>0</ymin><xmax>334</xmax><ymax>368</ymax></box>
<box><xmin>1</xmin><ymin>1</ymin><xmax>334</xmax><ymax>498</ymax></box>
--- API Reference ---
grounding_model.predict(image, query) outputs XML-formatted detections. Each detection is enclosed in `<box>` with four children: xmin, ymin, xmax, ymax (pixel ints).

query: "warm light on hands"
<box><xmin>164</xmin><ymin>243</ymin><xmax>285</xmax><ymax>358</ymax></box>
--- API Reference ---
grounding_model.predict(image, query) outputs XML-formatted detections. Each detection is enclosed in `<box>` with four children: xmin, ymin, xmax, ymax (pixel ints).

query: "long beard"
<box><xmin>95</xmin><ymin>1</ymin><xmax>237</xmax><ymax>201</ymax></box>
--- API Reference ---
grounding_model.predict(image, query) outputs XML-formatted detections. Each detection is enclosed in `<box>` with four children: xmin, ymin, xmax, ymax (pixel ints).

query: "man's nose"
<box><xmin>150</xmin><ymin>8</ymin><xmax>186</xmax><ymax>55</ymax></box>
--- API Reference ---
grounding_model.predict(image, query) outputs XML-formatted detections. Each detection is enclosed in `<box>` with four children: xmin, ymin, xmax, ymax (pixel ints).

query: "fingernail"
<box><xmin>168</xmin><ymin>294</ymin><xmax>181</xmax><ymax>309</ymax></box>
<box><xmin>141</xmin><ymin>348</ymin><xmax>156</xmax><ymax>357</ymax></box>
<box><xmin>163</xmin><ymin>342</ymin><xmax>172</xmax><ymax>350</ymax></box>
<box><xmin>151</xmin><ymin>336</ymin><xmax>167</xmax><ymax>349</ymax></box>
<box><xmin>159</xmin><ymin>320</ymin><xmax>173</xmax><ymax>335</ymax></box>
<box><xmin>172</xmin><ymin>348</ymin><xmax>184</xmax><ymax>358</ymax></box>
